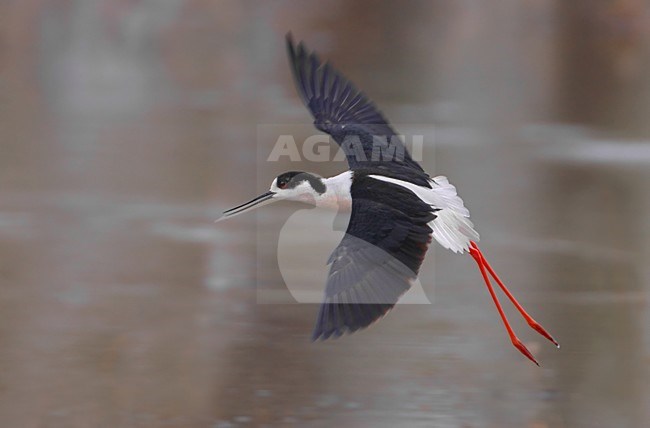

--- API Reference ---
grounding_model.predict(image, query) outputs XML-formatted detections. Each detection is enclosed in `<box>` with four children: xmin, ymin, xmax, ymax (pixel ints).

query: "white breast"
<box><xmin>317</xmin><ymin>171</ymin><xmax>353</xmax><ymax>211</ymax></box>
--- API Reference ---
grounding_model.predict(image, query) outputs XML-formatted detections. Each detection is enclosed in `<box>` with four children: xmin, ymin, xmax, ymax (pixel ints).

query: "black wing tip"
<box><xmin>285</xmin><ymin>31</ymin><xmax>317</xmax><ymax>103</ymax></box>
<box><xmin>285</xmin><ymin>31</ymin><xmax>296</xmax><ymax>58</ymax></box>
<box><xmin>285</xmin><ymin>32</ymin><xmax>311</xmax><ymax>63</ymax></box>
<box><xmin>310</xmin><ymin>303</ymin><xmax>395</xmax><ymax>341</ymax></box>
<box><xmin>311</xmin><ymin>328</ymin><xmax>343</xmax><ymax>342</ymax></box>
<box><xmin>311</xmin><ymin>325</ymin><xmax>353</xmax><ymax>342</ymax></box>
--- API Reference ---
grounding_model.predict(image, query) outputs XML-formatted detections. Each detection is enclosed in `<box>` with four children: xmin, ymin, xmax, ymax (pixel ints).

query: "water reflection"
<box><xmin>0</xmin><ymin>1</ymin><xmax>649</xmax><ymax>427</ymax></box>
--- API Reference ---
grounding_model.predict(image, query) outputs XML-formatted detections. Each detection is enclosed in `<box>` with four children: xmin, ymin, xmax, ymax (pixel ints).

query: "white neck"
<box><xmin>316</xmin><ymin>171</ymin><xmax>353</xmax><ymax>211</ymax></box>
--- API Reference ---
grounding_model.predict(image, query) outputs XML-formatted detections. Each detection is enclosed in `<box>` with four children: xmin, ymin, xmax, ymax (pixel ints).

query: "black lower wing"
<box><xmin>312</xmin><ymin>177</ymin><xmax>435</xmax><ymax>340</ymax></box>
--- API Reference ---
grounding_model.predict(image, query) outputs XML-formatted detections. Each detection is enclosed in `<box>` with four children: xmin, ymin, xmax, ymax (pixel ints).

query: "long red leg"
<box><xmin>470</xmin><ymin>241</ymin><xmax>559</xmax><ymax>348</ymax></box>
<box><xmin>468</xmin><ymin>245</ymin><xmax>540</xmax><ymax>366</ymax></box>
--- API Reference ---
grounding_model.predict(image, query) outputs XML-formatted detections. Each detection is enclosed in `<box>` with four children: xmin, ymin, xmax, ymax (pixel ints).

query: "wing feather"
<box><xmin>312</xmin><ymin>177</ymin><xmax>435</xmax><ymax>340</ymax></box>
<box><xmin>286</xmin><ymin>33</ymin><xmax>423</xmax><ymax>171</ymax></box>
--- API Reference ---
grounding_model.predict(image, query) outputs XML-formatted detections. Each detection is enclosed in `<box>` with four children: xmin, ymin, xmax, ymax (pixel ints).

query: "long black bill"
<box><xmin>216</xmin><ymin>191</ymin><xmax>276</xmax><ymax>222</ymax></box>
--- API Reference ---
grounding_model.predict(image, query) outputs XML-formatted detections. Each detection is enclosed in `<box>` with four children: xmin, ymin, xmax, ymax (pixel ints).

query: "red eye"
<box><xmin>278</xmin><ymin>181</ymin><xmax>286</xmax><ymax>189</ymax></box>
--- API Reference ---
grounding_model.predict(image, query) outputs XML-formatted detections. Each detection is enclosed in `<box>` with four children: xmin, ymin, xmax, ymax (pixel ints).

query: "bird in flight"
<box><xmin>219</xmin><ymin>33</ymin><xmax>559</xmax><ymax>365</ymax></box>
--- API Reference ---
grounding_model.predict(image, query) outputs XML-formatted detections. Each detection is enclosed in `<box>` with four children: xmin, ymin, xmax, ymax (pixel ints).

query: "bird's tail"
<box><xmin>468</xmin><ymin>241</ymin><xmax>559</xmax><ymax>366</ymax></box>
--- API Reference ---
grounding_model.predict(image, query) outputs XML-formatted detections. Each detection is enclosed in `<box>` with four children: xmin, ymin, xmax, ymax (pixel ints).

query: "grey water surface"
<box><xmin>0</xmin><ymin>1</ymin><xmax>649</xmax><ymax>427</ymax></box>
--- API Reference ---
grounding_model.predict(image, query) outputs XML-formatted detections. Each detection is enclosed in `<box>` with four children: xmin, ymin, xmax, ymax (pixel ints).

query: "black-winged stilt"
<box><xmin>219</xmin><ymin>34</ymin><xmax>559</xmax><ymax>365</ymax></box>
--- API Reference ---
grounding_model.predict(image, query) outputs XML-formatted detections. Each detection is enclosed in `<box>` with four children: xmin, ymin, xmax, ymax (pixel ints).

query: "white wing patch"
<box><xmin>368</xmin><ymin>174</ymin><xmax>480</xmax><ymax>253</ymax></box>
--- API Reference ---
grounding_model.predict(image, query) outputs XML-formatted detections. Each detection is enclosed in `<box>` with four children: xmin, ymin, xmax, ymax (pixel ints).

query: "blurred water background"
<box><xmin>1</xmin><ymin>1</ymin><xmax>649</xmax><ymax>427</ymax></box>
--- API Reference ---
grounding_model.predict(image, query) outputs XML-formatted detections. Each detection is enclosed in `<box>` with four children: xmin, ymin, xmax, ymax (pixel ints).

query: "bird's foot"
<box><xmin>528</xmin><ymin>320</ymin><xmax>560</xmax><ymax>349</ymax></box>
<box><xmin>512</xmin><ymin>338</ymin><xmax>540</xmax><ymax>366</ymax></box>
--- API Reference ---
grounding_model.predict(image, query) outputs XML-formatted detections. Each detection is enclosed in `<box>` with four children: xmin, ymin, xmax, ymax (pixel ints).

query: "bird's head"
<box><xmin>218</xmin><ymin>171</ymin><xmax>325</xmax><ymax>220</ymax></box>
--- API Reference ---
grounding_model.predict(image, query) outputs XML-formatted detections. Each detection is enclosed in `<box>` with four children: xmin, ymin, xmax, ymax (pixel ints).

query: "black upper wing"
<box><xmin>286</xmin><ymin>33</ymin><xmax>423</xmax><ymax>172</ymax></box>
<box><xmin>312</xmin><ymin>174</ymin><xmax>435</xmax><ymax>340</ymax></box>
